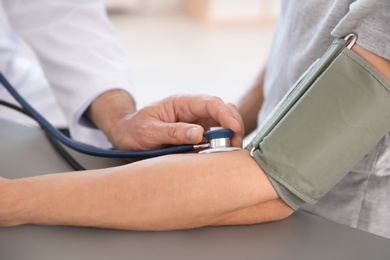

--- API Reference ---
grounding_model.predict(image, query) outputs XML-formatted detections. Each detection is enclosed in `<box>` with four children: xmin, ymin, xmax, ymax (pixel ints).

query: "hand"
<box><xmin>88</xmin><ymin>91</ymin><xmax>244</xmax><ymax>151</ymax></box>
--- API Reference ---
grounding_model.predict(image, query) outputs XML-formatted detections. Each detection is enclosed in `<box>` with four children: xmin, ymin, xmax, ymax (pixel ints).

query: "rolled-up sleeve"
<box><xmin>331</xmin><ymin>0</ymin><xmax>390</xmax><ymax>60</ymax></box>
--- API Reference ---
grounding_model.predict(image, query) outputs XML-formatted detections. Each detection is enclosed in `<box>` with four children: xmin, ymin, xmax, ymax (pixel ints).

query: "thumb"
<box><xmin>160</xmin><ymin>123</ymin><xmax>204</xmax><ymax>145</ymax></box>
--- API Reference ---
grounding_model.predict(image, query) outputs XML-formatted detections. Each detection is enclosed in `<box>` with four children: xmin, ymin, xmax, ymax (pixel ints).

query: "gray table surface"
<box><xmin>0</xmin><ymin>118</ymin><xmax>389</xmax><ymax>260</ymax></box>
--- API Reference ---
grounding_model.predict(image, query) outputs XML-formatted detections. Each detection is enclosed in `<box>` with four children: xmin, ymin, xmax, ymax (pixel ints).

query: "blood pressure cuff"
<box><xmin>245</xmin><ymin>36</ymin><xmax>390</xmax><ymax>210</ymax></box>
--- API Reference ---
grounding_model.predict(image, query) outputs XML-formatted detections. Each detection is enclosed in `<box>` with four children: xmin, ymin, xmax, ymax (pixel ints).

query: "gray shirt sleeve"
<box><xmin>331</xmin><ymin>0</ymin><xmax>390</xmax><ymax>60</ymax></box>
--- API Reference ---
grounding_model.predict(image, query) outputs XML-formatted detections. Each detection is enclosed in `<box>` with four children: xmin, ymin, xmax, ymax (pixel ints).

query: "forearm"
<box><xmin>237</xmin><ymin>67</ymin><xmax>266</xmax><ymax>135</ymax></box>
<box><xmin>1</xmin><ymin>150</ymin><xmax>292</xmax><ymax>230</ymax></box>
<box><xmin>352</xmin><ymin>44</ymin><xmax>390</xmax><ymax>81</ymax></box>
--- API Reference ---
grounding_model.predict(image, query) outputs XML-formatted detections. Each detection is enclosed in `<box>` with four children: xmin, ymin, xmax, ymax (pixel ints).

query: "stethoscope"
<box><xmin>0</xmin><ymin>72</ymin><xmax>241</xmax><ymax>159</ymax></box>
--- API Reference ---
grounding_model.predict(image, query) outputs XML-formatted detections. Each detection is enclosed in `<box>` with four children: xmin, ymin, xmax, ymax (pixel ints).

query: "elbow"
<box><xmin>211</xmin><ymin>198</ymin><xmax>294</xmax><ymax>227</ymax></box>
<box><xmin>251</xmin><ymin>198</ymin><xmax>295</xmax><ymax>224</ymax></box>
<box><xmin>270</xmin><ymin>198</ymin><xmax>295</xmax><ymax>221</ymax></box>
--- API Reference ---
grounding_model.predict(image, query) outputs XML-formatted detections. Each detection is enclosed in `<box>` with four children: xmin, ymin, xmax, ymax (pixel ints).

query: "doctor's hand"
<box><xmin>87</xmin><ymin>90</ymin><xmax>244</xmax><ymax>151</ymax></box>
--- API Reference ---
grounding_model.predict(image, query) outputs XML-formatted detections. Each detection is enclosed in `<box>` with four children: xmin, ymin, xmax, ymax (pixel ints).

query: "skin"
<box><xmin>237</xmin><ymin>67</ymin><xmax>266</xmax><ymax>135</ymax></box>
<box><xmin>0</xmin><ymin>150</ymin><xmax>293</xmax><ymax>230</ymax></box>
<box><xmin>352</xmin><ymin>44</ymin><xmax>390</xmax><ymax>81</ymax></box>
<box><xmin>87</xmin><ymin>93</ymin><xmax>244</xmax><ymax>150</ymax></box>
<box><xmin>238</xmin><ymin>44</ymin><xmax>390</xmax><ymax>137</ymax></box>
<box><xmin>0</xmin><ymin>44</ymin><xmax>388</xmax><ymax>231</ymax></box>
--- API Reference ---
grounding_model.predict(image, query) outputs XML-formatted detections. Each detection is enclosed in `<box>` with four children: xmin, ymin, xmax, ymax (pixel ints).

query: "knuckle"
<box><xmin>167</xmin><ymin>94</ymin><xmax>186</xmax><ymax>104</ymax></box>
<box><xmin>227</xmin><ymin>102</ymin><xmax>238</xmax><ymax>110</ymax></box>
<box><xmin>134</xmin><ymin>124</ymin><xmax>156</xmax><ymax>148</ymax></box>
<box><xmin>167</xmin><ymin>124</ymin><xmax>181</xmax><ymax>139</ymax></box>
<box><xmin>205</xmin><ymin>96</ymin><xmax>225</xmax><ymax>117</ymax></box>
<box><xmin>206</xmin><ymin>96</ymin><xmax>224</xmax><ymax>108</ymax></box>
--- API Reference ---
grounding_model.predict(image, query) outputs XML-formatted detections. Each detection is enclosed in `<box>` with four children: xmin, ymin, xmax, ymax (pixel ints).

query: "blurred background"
<box><xmin>13</xmin><ymin>0</ymin><xmax>279</xmax><ymax>140</ymax></box>
<box><xmin>103</xmin><ymin>0</ymin><xmax>279</xmax><ymax>108</ymax></box>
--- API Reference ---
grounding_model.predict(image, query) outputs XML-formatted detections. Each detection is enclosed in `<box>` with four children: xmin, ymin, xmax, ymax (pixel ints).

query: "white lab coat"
<box><xmin>0</xmin><ymin>0</ymin><xmax>134</xmax><ymax>148</ymax></box>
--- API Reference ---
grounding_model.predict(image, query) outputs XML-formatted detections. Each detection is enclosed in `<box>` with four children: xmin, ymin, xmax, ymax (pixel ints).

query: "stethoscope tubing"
<box><xmin>0</xmin><ymin>72</ymin><xmax>195</xmax><ymax>158</ymax></box>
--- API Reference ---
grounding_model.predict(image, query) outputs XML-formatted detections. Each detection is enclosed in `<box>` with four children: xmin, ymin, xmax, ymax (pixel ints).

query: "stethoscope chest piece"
<box><xmin>198</xmin><ymin>127</ymin><xmax>242</xmax><ymax>154</ymax></box>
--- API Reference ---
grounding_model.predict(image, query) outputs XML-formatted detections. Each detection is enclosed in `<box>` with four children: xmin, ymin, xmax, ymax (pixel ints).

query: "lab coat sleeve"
<box><xmin>2</xmin><ymin>0</ymin><xmax>135</xmax><ymax>148</ymax></box>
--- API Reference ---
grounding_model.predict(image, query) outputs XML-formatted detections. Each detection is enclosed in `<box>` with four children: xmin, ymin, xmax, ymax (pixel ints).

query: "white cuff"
<box><xmin>70</xmin><ymin>86</ymin><xmax>135</xmax><ymax>149</ymax></box>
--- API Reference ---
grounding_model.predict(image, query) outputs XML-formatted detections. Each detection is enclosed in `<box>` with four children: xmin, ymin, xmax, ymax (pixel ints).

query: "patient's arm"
<box><xmin>237</xmin><ymin>44</ymin><xmax>390</xmax><ymax>137</ymax></box>
<box><xmin>238</xmin><ymin>66</ymin><xmax>266</xmax><ymax>136</ymax></box>
<box><xmin>1</xmin><ymin>150</ymin><xmax>293</xmax><ymax>230</ymax></box>
<box><xmin>352</xmin><ymin>44</ymin><xmax>390</xmax><ymax>81</ymax></box>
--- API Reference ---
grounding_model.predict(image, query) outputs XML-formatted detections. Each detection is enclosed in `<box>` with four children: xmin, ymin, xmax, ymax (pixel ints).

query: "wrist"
<box><xmin>0</xmin><ymin>178</ymin><xmax>30</xmax><ymax>226</ymax></box>
<box><xmin>87</xmin><ymin>89</ymin><xmax>137</xmax><ymax>141</ymax></box>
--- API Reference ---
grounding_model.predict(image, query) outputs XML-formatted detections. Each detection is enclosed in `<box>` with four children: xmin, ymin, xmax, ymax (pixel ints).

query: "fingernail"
<box><xmin>186</xmin><ymin>127</ymin><xmax>199</xmax><ymax>141</ymax></box>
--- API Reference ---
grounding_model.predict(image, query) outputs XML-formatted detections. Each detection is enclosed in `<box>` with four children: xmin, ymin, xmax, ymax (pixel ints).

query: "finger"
<box><xmin>153</xmin><ymin>121</ymin><xmax>205</xmax><ymax>145</ymax></box>
<box><xmin>170</xmin><ymin>95</ymin><xmax>244</xmax><ymax>135</ymax></box>
<box><xmin>226</xmin><ymin>103</ymin><xmax>245</xmax><ymax>147</ymax></box>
